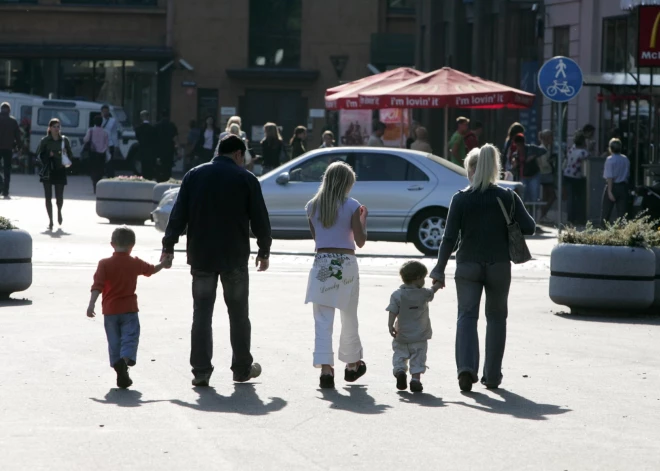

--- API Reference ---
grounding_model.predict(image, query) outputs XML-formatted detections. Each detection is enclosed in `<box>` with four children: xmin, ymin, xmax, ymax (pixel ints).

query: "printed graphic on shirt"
<box><xmin>316</xmin><ymin>257</ymin><xmax>344</xmax><ymax>282</ymax></box>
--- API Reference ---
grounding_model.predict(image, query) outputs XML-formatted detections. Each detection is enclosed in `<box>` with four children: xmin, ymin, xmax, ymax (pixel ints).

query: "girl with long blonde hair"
<box><xmin>304</xmin><ymin>161</ymin><xmax>368</xmax><ymax>389</ymax></box>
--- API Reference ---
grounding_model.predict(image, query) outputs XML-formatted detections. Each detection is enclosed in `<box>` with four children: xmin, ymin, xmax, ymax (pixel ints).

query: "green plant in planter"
<box><xmin>0</xmin><ymin>216</ymin><xmax>16</xmax><ymax>231</ymax></box>
<box><xmin>108</xmin><ymin>176</ymin><xmax>156</xmax><ymax>182</ymax></box>
<box><xmin>559</xmin><ymin>216</ymin><xmax>658</xmax><ymax>248</ymax></box>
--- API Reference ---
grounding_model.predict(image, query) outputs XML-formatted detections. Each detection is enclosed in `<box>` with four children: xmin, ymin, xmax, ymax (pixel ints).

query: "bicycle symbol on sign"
<box><xmin>545</xmin><ymin>80</ymin><xmax>575</xmax><ymax>98</ymax></box>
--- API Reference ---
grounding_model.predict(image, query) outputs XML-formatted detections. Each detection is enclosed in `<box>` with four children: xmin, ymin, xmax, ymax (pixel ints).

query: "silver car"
<box><xmin>152</xmin><ymin>147</ymin><xmax>521</xmax><ymax>255</ymax></box>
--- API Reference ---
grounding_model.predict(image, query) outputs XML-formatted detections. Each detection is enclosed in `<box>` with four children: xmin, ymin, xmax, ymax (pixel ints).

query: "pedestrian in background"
<box><xmin>87</xmin><ymin>226</ymin><xmax>171</xmax><ymax>389</ymax></box>
<box><xmin>564</xmin><ymin>131</ymin><xmax>589</xmax><ymax>225</ymax></box>
<box><xmin>512</xmin><ymin>133</ymin><xmax>546</xmax><ymax>203</ymax></box>
<box><xmin>83</xmin><ymin>115</ymin><xmax>109</xmax><ymax>193</ymax></box>
<box><xmin>537</xmin><ymin>129</ymin><xmax>557</xmax><ymax>223</ymax></box>
<box><xmin>464</xmin><ymin>121</ymin><xmax>483</xmax><ymax>152</ymax></box>
<box><xmin>260</xmin><ymin>122</ymin><xmax>286</xmax><ymax>173</ymax></box>
<box><xmin>502</xmin><ymin>122</ymin><xmax>525</xmax><ymax>178</ymax></box>
<box><xmin>305</xmin><ymin>161</ymin><xmax>369</xmax><ymax>389</ymax></box>
<box><xmin>582</xmin><ymin>124</ymin><xmax>596</xmax><ymax>156</ymax></box>
<box><xmin>290</xmin><ymin>126</ymin><xmax>308</xmax><ymax>159</ymax></box>
<box><xmin>36</xmin><ymin>118</ymin><xmax>72</xmax><ymax>230</ymax></box>
<box><xmin>406</xmin><ymin>121</ymin><xmax>419</xmax><ymax>149</ymax></box>
<box><xmin>368</xmin><ymin>121</ymin><xmax>386</xmax><ymax>147</ymax></box>
<box><xmin>219</xmin><ymin>116</ymin><xmax>248</xmax><ymax>141</ymax></box>
<box><xmin>601</xmin><ymin>138</ymin><xmax>630</xmax><ymax>224</ymax></box>
<box><xmin>155</xmin><ymin>110</ymin><xmax>178</xmax><ymax>182</ymax></box>
<box><xmin>135</xmin><ymin>111</ymin><xmax>158</xmax><ymax>181</ymax></box>
<box><xmin>0</xmin><ymin>102</ymin><xmax>21</xmax><ymax>199</ymax></box>
<box><xmin>431</xmin><ymin>145</ymin><xmax>535</xmax><ymax>392</ymax></box>
<box><xmin>319</xmin><ymin>130</ymin><xmax>335</xmax><ymax>148</ymax></box>
<box><xmin>411</xmin><ymin>126</ymin><xmax>433</xmax><ymax>153</ymax></box>
<box><xmin>101</xmin><ymin>105</ymin><xmax>118</xmax><ymax>178</ymax></box>
<box><xmin>185</xmin><ymin>119</ymin><xmax>201</xmax><ymax>173</ymax></box>
<box><xmin>195</xmin><ymin>116</ymin><xmax>220</xmax><ymax>164</ymax></box>
<box><xmin>162</xmin><ymin>135</ymin><xmax>271</xmax><ymax>387</ymax></box>
<box><xmin>448</xmin><ymin>117</ymin><xmax>469</xmax><ymax>166</ymax></box>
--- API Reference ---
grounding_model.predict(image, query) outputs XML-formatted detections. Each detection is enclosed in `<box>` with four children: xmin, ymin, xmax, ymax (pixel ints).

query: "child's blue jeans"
<box><xmin>104</xmin><ymin>313</ymin><xmax>140</xmax><ymax>367</ymax></box>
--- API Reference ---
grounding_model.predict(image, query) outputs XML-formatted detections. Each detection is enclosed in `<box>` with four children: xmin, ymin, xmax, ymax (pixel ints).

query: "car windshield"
<box><xmin>113</xmin><ymin>107</ymin><xmax>131</xmax><ymax>128</ymax></box>
<box><xmin>425</xmin><ymin>154</ymin><xmax>467</xmax><ymax>177</ymax></box>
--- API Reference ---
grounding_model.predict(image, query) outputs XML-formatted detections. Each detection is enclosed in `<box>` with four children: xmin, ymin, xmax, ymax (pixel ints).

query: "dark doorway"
<box><xmin>241</xmin><ymin>89</ymin><xmax>306</xmax><ymax>143</ymax></box>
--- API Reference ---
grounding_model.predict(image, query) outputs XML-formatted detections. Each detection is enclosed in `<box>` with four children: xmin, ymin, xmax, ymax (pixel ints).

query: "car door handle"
<box><xmin>407</xmin><ymin>185</ymin><xmax>424</xmax><ymax>191</ymax></box>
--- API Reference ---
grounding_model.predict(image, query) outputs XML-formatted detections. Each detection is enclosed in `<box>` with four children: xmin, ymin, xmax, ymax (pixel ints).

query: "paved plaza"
<box><xmin>0</xmin><ymin>175</ymin><xmax>658</xmax><ymax>470</ymax></box>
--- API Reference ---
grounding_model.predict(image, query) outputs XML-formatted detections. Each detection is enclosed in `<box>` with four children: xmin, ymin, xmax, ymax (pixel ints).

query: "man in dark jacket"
<box><xmin>0</xmin><ymin>102</ymin><xmax>21</xmax><ymax>199</ymax></box>
<box><xmin>155</xmin><ymin>110</ymin><xmax>178</xmax><ymax>182</ymax></box>
<box><xmin>162</xmin><ymin>135</ymin><xmax>272</xmax><ymax>387</ymax></box>
<box><xmin>134</xmin><ymin>110</ymin><xmax>158</xmax><ymax>181</ymax></box>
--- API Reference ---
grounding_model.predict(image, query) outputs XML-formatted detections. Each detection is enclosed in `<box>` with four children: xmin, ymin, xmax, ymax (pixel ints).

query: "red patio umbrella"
<box><xmin>325</xmin><ymin>67</ymin><xmax>423</xmax><ymax>110</ymax></box>
<box><xmin>359</xmin><ymin>67</ymin><xmax>536</xmax><ymax>155</ymax></box>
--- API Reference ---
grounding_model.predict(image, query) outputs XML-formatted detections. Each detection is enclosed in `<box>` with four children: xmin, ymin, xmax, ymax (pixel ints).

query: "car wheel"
<box><xmin>410</xmin><ymin>209</ymin><xmax>448</xmax><ymax>256</ymax></box>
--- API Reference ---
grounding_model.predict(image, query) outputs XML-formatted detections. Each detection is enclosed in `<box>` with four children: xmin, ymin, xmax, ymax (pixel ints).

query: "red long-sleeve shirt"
<box><xmin>91</xmin><ymin>252</ymin><xmax>155</xmax><ymax>315</ymax></box>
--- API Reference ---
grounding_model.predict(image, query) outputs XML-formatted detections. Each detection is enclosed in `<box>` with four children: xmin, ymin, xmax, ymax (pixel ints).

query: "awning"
<box><xmin>0</xmin><ymin>43</ymin><xmax>174</xmax><ymax>60</ymax></box>
<box><xmin>621</xmin><ymin>0</ymin><xmax>660</xmax><ymax>9</ymax></box>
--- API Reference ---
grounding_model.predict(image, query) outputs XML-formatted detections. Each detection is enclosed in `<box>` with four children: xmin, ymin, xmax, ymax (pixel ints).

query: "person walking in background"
<box><xmin>260</xmin><ymin>122</ymin><xmax>286</xmax><ymax>173</ymax></box>
<box><xmin>135</xmin><ymin>111</ymin><xmax>158</xmax><ymax>181</ymax></box>
<box><xmin>194</xmin><ymin>116</ymin><xmax>220</xmax><ymax>165</ymax></box>
<box><xmin>36</xmin><ymin>119</ymin><xmax>72</xmax><ymax>230</ymax></box>
<box><xmin>305</xmin><ymin>161</ymin><xmax>369</xmax><ymax>389</ymax></box>
<box><xmin>367</xmin><ymin>121</ymin><xmax>386</xmax><ymax>147</ymax></box>
<box><xmin>219</xmin><ymin>116</ymin><xmax>247</xmax><ymax>141</ymax></box>
<box><xmin>162</xmin><ymin>135</ymin><xmax>271</xmax><ymax>387</ymax></box>
<box><xmin>406</xmin><ymin>121</ymin><xmax>419</xmax><ymax>149</ymax></box>
<box><xmin>291</xmin><ymin>126</ymin><xmax>308</xmax><ymax>159</ymax></box>
<box><xmin>319</xmin><ymin>130</ymin><xmax>336</xmax><ymax>148</ymax></box>
<box><xmin>502</xmin><ymin>122</ymin><xmax>525</xmax><ymax>178</ymax></box>
<box><xmin>87</xmin><ymin>227</ymin><xmax>171</xmax><ymax>389</ymax></box>
<box><xmin>101</xmin><ymin>105</ymin><xmax>118</xmax><ymax>178</ymax></box>
<box><xmin>537</xmin><ymin>129</ymin><xmax>557</xmax><ymax>223</ymax></box>
<box><xmin>83</xmin><ymin>115</ymin><xmax>110</xmax><ymax>193</ymax></box>
<box><xmin>0</xmin><ymin>102</ymin><xmax>21</xmax><ymax>199</ymax></box>
<box><xmin>448</xmin><ymin>117</ymin><xmax>470</xmax><ymax>166</ymax></box>
<box><xmin>564</xmin><ymin>131</ymin><xmax>589</xmax><ymax>225</ymax></box>
<box><xmin>512</xmin><ymin>133</ymin><xmax>546</xmax><ymax>203</ymax></box>
<box><xmin>430</xmin><ymin>145</ymin><xmax>535</xmax><ymax>392</ymax></box>
<box><xmin>464</xmin><ymin>121</ymin><xmax>483</xmax><ymax>152</ymax></box>
<box><xmin>582</xmin><ymin>124</ymin><xmax>596</xmax><ymax>156</ymax></box>
<box><xmin>410</xmin><ymin>126</ymin><xmax>433</xmax><ymax>153</ymax></box>
<box><xmin>185</xmin><ymin>119</ymin><xmax>201</xmax><ymax>173</ymax></box>
<box><xmin>601</xmin><ymin>138</ymin><xmax>630</xmax><ymax>224</ymax></box>
<box><xmin>155</xmin><ymin>110</ymin><xmax>178</xmax><ymax>182</ymax></box>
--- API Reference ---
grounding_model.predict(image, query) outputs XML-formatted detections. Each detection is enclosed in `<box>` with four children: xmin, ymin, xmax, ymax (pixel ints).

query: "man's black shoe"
<box><xmin>113</xmin><ymin>359</ymin><xmax>132</xmax><ymax>389</ymax></box>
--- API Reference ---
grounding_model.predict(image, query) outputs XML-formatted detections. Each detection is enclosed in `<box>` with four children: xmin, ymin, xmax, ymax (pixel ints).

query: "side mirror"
<box><xmin>276</xmin><ymin>172</ymin><xmax>290</xmax><ymax>185</ymax></box>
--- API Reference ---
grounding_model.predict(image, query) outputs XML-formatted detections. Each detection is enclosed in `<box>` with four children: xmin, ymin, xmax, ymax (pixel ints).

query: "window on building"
<box><xmin>249</xmin><ymin>0</ymin><xmax>302</xmax><ymax>68</ymax></box>
<box><xmin>602</xmin><ymin>16</ymin><xmax>630</xmax><ymax>73</ymax></box>
<box><xmin>387</xmin><ymin>0</ymin><xmax>415</xmax><ymax>14</ymax></box>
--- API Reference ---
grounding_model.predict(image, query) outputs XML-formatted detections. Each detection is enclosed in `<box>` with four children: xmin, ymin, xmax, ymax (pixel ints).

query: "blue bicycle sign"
<box><xmin>538</xmin><ymin>56</ymin><xmax>583</xmax><ymax>103</ymax></box>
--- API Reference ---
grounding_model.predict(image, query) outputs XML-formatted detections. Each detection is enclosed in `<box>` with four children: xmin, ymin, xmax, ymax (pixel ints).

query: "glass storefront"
<box><xmin>0</xmin><ymin>58</ymin><xmax>160</xmax><ymax>125</ymax></box>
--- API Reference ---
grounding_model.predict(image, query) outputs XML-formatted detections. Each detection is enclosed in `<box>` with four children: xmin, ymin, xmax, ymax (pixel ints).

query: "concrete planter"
<box><xmin>152</xmin><ymin>182</ymin><xmax>180</xmax><ymax>210</ymax></box>
<box><xmin>96</xmin><ymin>179</ymin><xmax>157</xmax><ymax>224</ymax></box>
<box><xmin>550</xmin><ymin>244</ymin><xmax>655</xmax><ymax>310</ymax></box>
<box><xmin>0</xmin><ymin>229</ymin><xmax>32</xmax><ymax>299</ymax></box>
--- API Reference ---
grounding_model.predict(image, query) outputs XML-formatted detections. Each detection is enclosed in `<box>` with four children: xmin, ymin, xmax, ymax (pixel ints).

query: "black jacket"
<box><xmin>194</xmin><ymin>127</ymin><xmax>221</xmax><ymax>155</ymax></box>
<box><xmin>135</xmin><ymin>122</ymin><xmax>158</xmax><ymax>161</ymax></box>
<box><xmin>0</xmin><ymin>111</ymin><xmax>21</xmax><ymax>151</ymax></box>
<box><xmin>155</xmin><ymin>119</ymin><xmax>178</xmax><ymax>162</ymax></box>
<box><xmin>162</xmin><ymin>156</ymin><xmax>272</xmax><ymax>272</ymax></box>
<box><xmin>431</xmin><ymin>185</ymin><xmax>535</xmax><ymax>280</ymax></box>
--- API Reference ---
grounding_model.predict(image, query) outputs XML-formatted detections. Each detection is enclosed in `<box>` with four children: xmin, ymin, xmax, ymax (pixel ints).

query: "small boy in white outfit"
<box><xmin>386</xmin><ymin>261</ymin><xmax>439</xmax><ymax>392</ymax></box>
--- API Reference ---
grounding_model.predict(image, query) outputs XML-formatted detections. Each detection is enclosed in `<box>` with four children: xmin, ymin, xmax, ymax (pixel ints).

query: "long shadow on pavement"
<box><xmin>554</xmin><ymin>312</ymin><xmax>660</xmax><ymax>326</ymax></box>
<box><xmin>0</xmin><ymin>297</ymin><xmax>32</xmax><ymax>307</ymax></box>
<box><xmin>90</xmin><ymin>389</ymin><xmax>167</xmax><ymax>408</ymax></box>
<box><xmin>170</xmin><ymin>383</ymin><xmax>287</xmax><ymax>416</ymax></box>
<box><xmin>449</xmin><ymin>388</ymin><xmax>571</xmax><ymax>421</ymax></box>
<box><xmin>397</xmin><ymin>391</ymin><xmax>446</xmax><ymax>408</ymax></box>
<box><xmin>317</xmin><ymin>385</ymin><xmax>391</xmax><ymax>414</ymax></box>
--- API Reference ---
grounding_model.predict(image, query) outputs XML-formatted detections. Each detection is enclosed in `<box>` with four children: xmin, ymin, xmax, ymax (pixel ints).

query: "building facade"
<box><xmin>0</xmin><ymin>0</ymin><xmax>415</xmax><ymax>146</ymax></box>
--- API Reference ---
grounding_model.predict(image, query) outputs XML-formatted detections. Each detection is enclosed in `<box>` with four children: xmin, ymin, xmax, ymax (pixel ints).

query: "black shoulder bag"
<box><xmin>496</xmin><ymin>190</ymin><xmax>532</xmax><ymax>264</ymax></box>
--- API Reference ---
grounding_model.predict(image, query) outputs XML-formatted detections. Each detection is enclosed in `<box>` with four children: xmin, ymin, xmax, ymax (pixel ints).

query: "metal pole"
<box><xmin>444</xmin><ymin>105</ymin><xmax>449</xmax><ymax>158</ymax></box>
<box><xmin>557</xmin><ymin>102</ymin><xmax>563</xmax><ymax>231</ymax></box>
<box><xmin>636</xmin><ymin>66</ymin><xmax>641</xmax><ymax>186</ymax></box>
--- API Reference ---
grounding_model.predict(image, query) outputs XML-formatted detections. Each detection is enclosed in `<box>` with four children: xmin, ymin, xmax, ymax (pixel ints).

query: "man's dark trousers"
<box><xmin>601</xmin><ymin>182</ymin><xmax>629</xmax><ymax>224</ymax></box>
<box><xmin>0</xmin><ymin>149</ymin><xmax>12</xmax><ymax>197</ymax></box>
<box><xmin>190</xmin><ymin>266</ymin><xmax>253</xmax><ymax>378</ymax></box>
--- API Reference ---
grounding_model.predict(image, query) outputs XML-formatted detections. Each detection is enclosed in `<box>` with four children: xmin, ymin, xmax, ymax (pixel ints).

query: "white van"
<box><xmin>0</xmin><ymin>91</ymin><xmax>136</xmax><ymax>160</ymax></box>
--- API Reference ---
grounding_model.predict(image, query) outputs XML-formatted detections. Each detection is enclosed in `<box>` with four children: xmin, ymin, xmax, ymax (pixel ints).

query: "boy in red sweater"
<box><xmin>87</xmin><ymin>227</ymin><xmax>171</xmax><ymax>388</ymax></box>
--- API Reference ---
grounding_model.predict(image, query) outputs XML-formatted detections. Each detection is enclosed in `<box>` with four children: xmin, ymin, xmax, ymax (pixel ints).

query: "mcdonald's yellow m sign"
<box><xmin>650</xmin><ymin>11</ymin><xmax>660</xmax><ymax>49</ymax></box>
<box><xmin>639</xmin><ymin>6</ymin><xmax>660</xmax><ymax>66</ymax></box>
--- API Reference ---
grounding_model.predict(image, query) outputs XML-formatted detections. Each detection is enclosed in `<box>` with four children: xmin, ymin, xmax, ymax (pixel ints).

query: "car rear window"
<box><xmin>425</xmin><ymin>154</ymin><xmax>467</xmax><ymax>177</ymax></box>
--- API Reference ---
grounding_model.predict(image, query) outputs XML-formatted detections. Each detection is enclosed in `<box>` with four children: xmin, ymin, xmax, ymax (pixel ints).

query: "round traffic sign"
<box><xmin>538</xmin><ymin>56</ymin><xmax>583</xmax><ymax>103</ymax></box>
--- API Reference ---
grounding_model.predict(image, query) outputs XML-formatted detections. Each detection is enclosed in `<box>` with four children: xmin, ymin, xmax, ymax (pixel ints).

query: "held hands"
<box><xmin>431</xmin><ymin>276</ymin><xmax>445</xmax><ymax>290</ymax></box>
<box><xmin>160</xmin><ymin>251</ymin><xmax>174</xmax><ymax>268</ymax></box>
<box><xmin>256</xmin><ymin>257</ymin><xmax>269</xmax><ymax>272</ymax></box>
<box><xmin>388</xmin><ymin>324</ymin><xmax>397</xmax><ymax>338</ymax></box>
